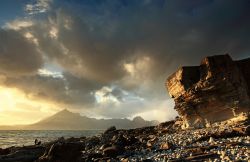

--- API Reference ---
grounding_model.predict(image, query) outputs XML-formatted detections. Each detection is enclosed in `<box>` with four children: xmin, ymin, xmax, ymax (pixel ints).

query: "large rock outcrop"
<box><xmin>166</xmin><ymin>54</ymin><xmax>250</xmax><ymax>128</ymax></box>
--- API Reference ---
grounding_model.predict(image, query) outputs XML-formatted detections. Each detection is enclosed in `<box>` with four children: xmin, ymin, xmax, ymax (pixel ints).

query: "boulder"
<box><xmin>103</xmin><ymin>145</ymin><xmax>123</xmax><ymax>157</ymax></box>
<box><xmin>0</xmin><ymin>148</ymin><xmax>10</xmax><ymax>155</ymax></box>
<box><xmin>104</xmin><ymin>126</ymin><xmax>116</xmax><ymax>134</ymax></box>
<box><xmin>166</xmin><ymin>54</ymin><xmax>250</xmax><ymax>128</ymax></box>
<box><xmin>0</xmin><ymin>146</ymin><xmax>45</xmax><ymax>162</ymax></box>
<box><xmin>37</xmin><ymin>142</ymin><xmax>84</xmax><ymax>162</ymax></box>
<box><xmin>160</xmin><ymin>142</ymin><xmax>173</xmax><ymax>150</ymax></box>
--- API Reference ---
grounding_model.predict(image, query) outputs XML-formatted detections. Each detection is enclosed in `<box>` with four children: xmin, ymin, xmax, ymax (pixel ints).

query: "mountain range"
<box><xmin>0</xmin><ymin>109</ymin><xmax>159</xmax><ymax>130</ymax></box>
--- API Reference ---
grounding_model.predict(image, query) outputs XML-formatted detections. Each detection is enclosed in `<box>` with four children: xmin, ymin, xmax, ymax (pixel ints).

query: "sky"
<box><xmin>0</xmin><ymin>0</ymin><xmax>250</xmax><ymax>125</ymax></box>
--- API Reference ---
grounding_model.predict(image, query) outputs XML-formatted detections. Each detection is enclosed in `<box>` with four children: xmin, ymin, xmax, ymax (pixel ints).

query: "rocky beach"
<box><xmin>1</xmin><ymin>0</ymin><xmax>250</xmax><ymax>161</ymax></box>
<box><xmin>0</xmin><ymin>113</ymin><xmax>249</xmax><ymax>162</ymax></box>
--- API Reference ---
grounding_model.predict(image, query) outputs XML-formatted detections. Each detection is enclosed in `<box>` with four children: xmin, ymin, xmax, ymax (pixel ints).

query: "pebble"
<box><xmin>124</xmin><ymin>127</ymin><xmax>250</xmax><ymax>162</ymax></box>
<box><xmin>1</xmin><ymin>118</ymin><xmax>249</xmax><ymax>162</ymax></box>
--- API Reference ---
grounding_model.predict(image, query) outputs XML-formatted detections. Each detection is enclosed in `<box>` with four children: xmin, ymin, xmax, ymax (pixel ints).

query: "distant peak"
<box><xmin>47</xmin><ymin>109</ymin><xmax>82</xmax><ymax>119</ymax></box>
<box><xmin>56</xmin><ymin>108</ymin><xmax>74</xmax><ymax>115</ymax></box>
<box><xmin>61</xmin><ymin>108</ymin><xmax>70</xmax><ymax>112</ymax></box>
<box><xmin>133</xmin><ymin>116</ymin><xmax>145</xmax><ymax>122</ymax></box>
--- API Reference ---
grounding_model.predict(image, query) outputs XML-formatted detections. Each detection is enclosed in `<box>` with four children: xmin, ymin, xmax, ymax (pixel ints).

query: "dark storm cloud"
<box><xmin>3</xmin><ymin>75</ymin><xmax>70</xmax><ymax>104</ymax></box>
<box><xmin>1</xmin><ymin>0</ymin><xmax>250</xmax><ymax>118</ymax></box>
<box><xmin>3</xmin><ymin>73</ymin><xmax>98</xmax><ymax>107</ymax></box>
<box><xmin>38</xmin><ymin>0</ymin><xmax>250</xmax><ymax>83</ymax></box>
<box><xmin>0</xmin><ymin>29</ymin><xmax>43</xmax><ymax>76</ymax></box>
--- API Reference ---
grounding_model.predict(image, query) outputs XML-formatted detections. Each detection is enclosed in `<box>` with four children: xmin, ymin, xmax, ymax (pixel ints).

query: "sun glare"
<box><xmin>0</xmin><ymin>86</ymin><xmax>56</xmax><ymax>125</ymax></box>
<box><xmin>0</xmin><ymin>86</ymin><xmax>17</xmax><ymax>111</ymax></box>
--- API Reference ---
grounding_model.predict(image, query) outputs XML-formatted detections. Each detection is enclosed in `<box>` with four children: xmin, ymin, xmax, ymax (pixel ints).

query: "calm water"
<box><xmin>0</xmin><ymin>130</ymin><xmax>103</xmax><ymax>148</ymax></box>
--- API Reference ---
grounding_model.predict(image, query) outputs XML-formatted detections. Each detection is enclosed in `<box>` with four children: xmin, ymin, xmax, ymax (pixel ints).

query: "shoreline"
<box><xmin>0</xmin><ymin>116</ymin><xmax>249</xmax><ymax>162</ymax></box>
<box><xmin>0</xmin><ymin>130</ymin><xmax>104</xmax><ymax>149</ymax></box>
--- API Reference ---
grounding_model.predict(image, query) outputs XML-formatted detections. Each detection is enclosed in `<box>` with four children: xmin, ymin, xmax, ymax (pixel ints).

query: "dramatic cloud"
<box><xmin>2</xmin><ymin>72</ymin><xmax>103</xmax><ymax>108</ymax></box>
<box><xmin>5</xmin><ymin>20</ymin><xmax>33</xmax><ymax>30</ymax></box>
<box><xmin>0</xmin><ymin>0</ymin><xmax>250</xmax><ymax>123</ymax></box>
<box><xmin>25</xmin><ymin>0</ymin><xmax>52</xmax><ymax>15</ymax></box>
<box><xmin>28</xmin><ymin>0</ymin><xmax>250</xmax><ymax>84</ymax></box>
<box><xmin>0</xmin><ymin>29</ymin><xmax>43</xmax><ymax>76</ymax></box>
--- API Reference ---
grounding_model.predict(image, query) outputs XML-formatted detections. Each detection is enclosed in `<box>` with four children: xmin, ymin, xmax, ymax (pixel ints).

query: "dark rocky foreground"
<box><xmin>0</xmin><ymin>113</ymin><xmax>249</xmax><ymax>162</ymax></box>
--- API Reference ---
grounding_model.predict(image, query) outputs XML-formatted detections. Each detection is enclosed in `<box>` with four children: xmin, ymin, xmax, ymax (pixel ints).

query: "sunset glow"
<box><xmin>0</xmin><ymin>0</ymin><xmax>249</xmax><ymax>126</ymax></box>
<box><xmin>0</xmin><ymin>86</ymin><xmax>57</xmax><ymax>125</ymax></box>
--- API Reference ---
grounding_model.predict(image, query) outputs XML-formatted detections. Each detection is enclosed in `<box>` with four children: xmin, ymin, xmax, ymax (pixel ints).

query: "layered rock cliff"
<box><xmin>166</xmin><ymin>54</ymin><xmax>250</xmax><ymax>128</ymax></box>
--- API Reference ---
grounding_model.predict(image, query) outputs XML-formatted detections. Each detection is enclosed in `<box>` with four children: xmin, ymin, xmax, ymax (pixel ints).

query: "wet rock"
<box><xmin>233</xmin><ymin>126</ymin><xmax>250</xmax><ymax>135</ymax></box>
<box><xmin>57</xmin><ymin>136</ymin><xmax>65</xmax><ymax>142</ymax></box>
<box><xmin>160</xmin><ymin>142</ymin><xmax>173</xmax><ymax>150</ymax></box>
<box><xmin>101</xmin><ymin>126</ymin><xmax>118</xmax><ymax>145</ymax></box>
<box><xmin>0</xmin><ymin>148</ymin><xmax>10</xmax><ymax>155</ymax></box>
<box><xmin>104</xmin><ymin>126</ymin><xmax>116</xmax><ymax>134</ymax></box>
<box><xmin>120</xmin><ymin>157</ymin><xmax>129</xmax><ymax>162</ymax></box>
<box><xmin>208</xmin><ymin>137</ymin><xmax>215</xmax><ymax>144</ymax></box>
<box><xmin>85</xmin><ymin>136</ymin><xmax>100</xmax><ymax>149</ymax></box>
<box><xmin>146</xmin><ymin>141</ymin><xmax>152</xmax><ymax>148</ymax></box>
<box><xmin>34</xmin><ymin>139</ymin><xmax>41</xmax><ymax>145</ymax></box>
<box><xmin>142</xmin><ymin>159</ymin><xmax>153</xmax><ymax>162</ymax></box>
<box><xmin>187</xmin><ymin>147</ymin><xmax>204</xmax><ymax>156</ymax></box>
<box><xmin>99</xmin><ymin>144</ymin><xmax>111</xmax><ymax>151</ymax></box>
<box><xmin>37</xmin><ymin>142</ymin><xmax>84</xmax><ymax>162</ymax></box>
<box><xmin>125</xmin><ymin>135</ymin><xmax>138</xmax><ymax>146</ymax></box>
<box><xmin>185</xmin><ymin>152</ymin><xmax>219</xmax><ymax>161</ymax></box>
<box><xmin>113</xmin><ymin>134</ymin><xmax>129</xmax><ymax>148</ymax></box>
<box><xmin>0</xmin><ymin>146</ymin><xmax>45</xmax><ymax>162</ymax></box>
<box><xmin>158</xmin><ymin>120</ymin><xmax>175</xmax><ymax>129</ymax></box>
<box><xmin>82</xmin><ymin>152</ymin><xmax>103</xmax><ymax>161</ymax></box>
<box><xmin>103</xmin><ymin>145</ymin><xmax>122</xmax><ymax>157</ymax></box>
<box><xmin>66</xmin><ymin>137</ymin><xmax>81</xmax><ymax>143</ymax></box>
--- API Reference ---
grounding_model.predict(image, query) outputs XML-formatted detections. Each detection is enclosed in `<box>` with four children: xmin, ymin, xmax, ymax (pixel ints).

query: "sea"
<box><xmin>0</xmin><ymin>130</ymin><xmax>103</xmax><ymax>148</ymax></box>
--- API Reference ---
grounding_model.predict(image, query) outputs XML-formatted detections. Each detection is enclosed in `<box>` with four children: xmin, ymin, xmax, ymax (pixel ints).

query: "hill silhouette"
<box><xmin>0</xmin><ymin>109</ymin><xmax>158</xmax><ymax>130</ymax></box>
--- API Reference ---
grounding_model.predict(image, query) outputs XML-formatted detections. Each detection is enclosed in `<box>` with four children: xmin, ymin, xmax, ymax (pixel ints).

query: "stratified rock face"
<box><xmin>166</xmin><ymin>54</ymin><xmax>250</xmax><ymax>128</ymax></box>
